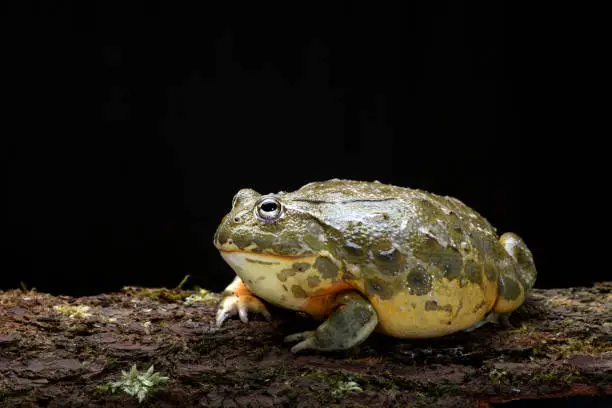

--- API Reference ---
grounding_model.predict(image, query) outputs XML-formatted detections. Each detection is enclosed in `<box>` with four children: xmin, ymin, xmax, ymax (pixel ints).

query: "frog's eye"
<box><xmin>255</xmin><ymin>197</ymin><xmax>283</xmax><ymax>223</ymax></box>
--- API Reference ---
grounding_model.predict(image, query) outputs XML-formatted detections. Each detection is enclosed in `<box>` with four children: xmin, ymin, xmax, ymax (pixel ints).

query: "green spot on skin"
<box><xmin>303</xmin><ymin>234</ymin><xmax>325</xmax><ymax>251</ymax></box>
<box><xmin>307</xmin><ymin>275</ymin><xmax>321</xmax><ymax>288</ymax></box>
<box><xmin>371</xmin><ymin>239</ymin><xmax>404</xmax><ymax>276</ymax></box>
<box><xmin>276</xmin><ymin>241</ymin><xmax>307</xmax><ymax>255</ymax></box>
<box><xmin>314</xmin><ymin>256</ymin><xmax>339</xmax><ymax>279</ymax></box>
<box><xmin>256</xmin><ymin>233</ymin><xmax>276</xmax><ymax>247</ymax></box>
<box><xmin>304</xmin><ymin>222</ymin><xmax>326</xmax><ymax>250</ymax></box>
<box><xmin>232</xmin><ymin>230</ymin><xmax>253</xmax><ymax>249</ymax></box>
<box><xmin>500</xmin><ymin>275</ymin><xmax>521</xmax><ymax>300</ymax></box>
<box><xmin>277</xmin><ymin>269</ymin><xmax>295</xmax><ymax>282</ymax></box>
<box><xmin>405</xmin><ymin>265</ymin><xmax>433</xmax><ymax>296</ymax></box>
<box><xmin>291</xmin><ymin>285</ymin><xmax>308</xmax><ymax>299</ymax></box>
<box><xmin>336</xmin><ymin>222</ymin><xmax>369</xmax><ymax>263</ymax></box>
<box><xmin>411</xmin><ymin>234</ymin><xmax>463</xmax><ymax>281</ymax></box>
<box><xmin>446</xmin><ymin>212</ymin><xmax>464</xmax><ymax>243</ymax></box>
<box><xmin>343</xmin><ymin>269</ymin><xmax>357</xmax><ymax>280</ymax></box>
<box><xmin>343</xmin><ymin>240</ymin><xmax>366</xmax><ymax>262</ymax></box>
<box><xmin>464</xmin><ymin>260</ymin><xmax>483</xmax><ymax>285</ymax></box>
<box><xmin>292</xmin><ymin>262</ymin><xmax>311</xmax><ymax>272</ymax></box>
<box><xmin>278</xmin><ymin>262</ymin><xmax>311</xmax><ymax>282</ymax></box>
<box><xmin>364</xmin><ymin>277</ymin><xmax>394</xmax><ymax>300</ymax></box>
<box><xmin>485</xmin><ymin>262</ymin><xmax>498</xmax><ymax>281</ymax></box>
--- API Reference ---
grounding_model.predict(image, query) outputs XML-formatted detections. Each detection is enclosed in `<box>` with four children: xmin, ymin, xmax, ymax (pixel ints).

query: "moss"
<box><xmin>509</xmin><ymin>322</ymin><xmax>528</xmax><ymax>333</ymax></box>
<box><xmin>488</xmin><ymin>368</ymin><xmax>510</xmax><ymax>385</ymax></box>
<box><xmin>184</xmin><ymin>289</ymin><xmax>220</xmax><ymax>306</ymax></box>
<box><xmin>53</xmin><ymin>304</ymin><xmax>91</xmax><ymax>319</ymax></box>
<box><xmin>104</xmin><ymin>357</ymin><xmax>122</xmax><ymax>371</ymax></box>
<box><xmin>300</xmin><ymin>367</ymin><xmax>463</xmax><ymax>405</ymax></box>
<box><xmin>302</xmin><ymin>369</ymin><xmax>372</xmax><ymax>399</ymax></box>
<box><xmin>530</xmin><ymin>334</ymin><xmax>611</xmax><ymax>360</ymax></box>
<box><xmin>121</xmin><ymin>286</ymin><xmax>216</xmax><ymax>304</ymax></box>
<box><xmin>550</xmin><ymin>335</ymin><xmax>612</xmax><ymax>359</ymax></box>
<box><xmin>530</xmin><ymin>367</ymin><xmax>583</xmax><ymax>384</ymax></box>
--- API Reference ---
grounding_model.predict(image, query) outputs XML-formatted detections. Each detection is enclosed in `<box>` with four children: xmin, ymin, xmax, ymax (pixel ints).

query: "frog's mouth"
<box><xmin>217</xmin><ymin>248</ymin><xmax>313</xmax><ymax>259</ymax></box>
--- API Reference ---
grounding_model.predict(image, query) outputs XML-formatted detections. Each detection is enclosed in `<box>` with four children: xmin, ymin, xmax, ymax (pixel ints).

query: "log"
<box><xmin>1</xmin><ymin>282</ymin><xmax>610</xmax><ymax>407</ymax></box>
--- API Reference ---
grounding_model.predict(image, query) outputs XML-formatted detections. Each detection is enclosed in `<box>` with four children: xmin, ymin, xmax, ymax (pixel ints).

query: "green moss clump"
<box><xmin>550</xmin><ymin>336</ymin><xmax>612</xmax><ymax>359</ymax></box>
<box><xmin>488</xmin><ymin>368</ymin><xmax>509</xmax><ymax>385</ymax></box>
<box><xmin>530</xmin><ymin>367</ymin><xmax>582</xmax><ymax>384</ymax></box>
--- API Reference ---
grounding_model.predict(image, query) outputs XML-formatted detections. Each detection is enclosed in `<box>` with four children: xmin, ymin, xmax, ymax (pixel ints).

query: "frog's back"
<box><xmin>287</xmin><ymin>179</ymin><xmax>536</xmax><ymax>338</ymax></box>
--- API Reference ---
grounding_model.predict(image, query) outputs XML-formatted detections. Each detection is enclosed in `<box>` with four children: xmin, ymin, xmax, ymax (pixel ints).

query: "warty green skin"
<box><xmin>215</xmin><ymin>179</ymin><xmax>536</xmax><ymax>299</ymax></box>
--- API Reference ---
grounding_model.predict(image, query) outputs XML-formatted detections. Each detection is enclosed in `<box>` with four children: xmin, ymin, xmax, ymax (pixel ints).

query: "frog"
<box><xmin>213</xmin><ymin>179</ymin><xmax>537</xmax><ymax>353</ymax></box>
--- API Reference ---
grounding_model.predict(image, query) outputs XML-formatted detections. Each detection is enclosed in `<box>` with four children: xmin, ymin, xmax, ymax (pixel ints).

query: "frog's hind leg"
<box><xmin>284</xmin><ymin>291</ymin><xmax>378</xmax><ymax>353</ymax></box>
<box><xmin>500</xmin><ymin>232</ymin><xmax>537</xmax><ymax>292</ymax></box>
<box><xmin>493</xmin><ymin>232</ymin><xmax>537</xmax><ymax>315</ymax></box>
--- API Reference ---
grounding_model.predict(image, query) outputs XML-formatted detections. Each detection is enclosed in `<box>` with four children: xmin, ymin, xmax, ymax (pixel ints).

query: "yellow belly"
<box><xmin>352</xmin><ymin>276</ymin><xmax>498</xmax><ymax>338</ymax></box>
<box><xmin>221</xmin><ymin>250</ymin><xmax>499</xmax><ymax>339</ymax></box>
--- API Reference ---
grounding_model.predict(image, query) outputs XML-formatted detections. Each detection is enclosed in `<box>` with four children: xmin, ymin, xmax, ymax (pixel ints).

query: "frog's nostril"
<box><xmin>233</xmin><ymin>216</ymin><xmax>240</xmax><ymax>223</ymax></box>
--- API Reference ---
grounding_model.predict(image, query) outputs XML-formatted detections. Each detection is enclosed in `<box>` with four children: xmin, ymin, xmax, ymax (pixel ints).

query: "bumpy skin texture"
<box><xmin>214</xmin><ymin>179</ymin><xmax>536</xmax><ymax>350</ymax></box>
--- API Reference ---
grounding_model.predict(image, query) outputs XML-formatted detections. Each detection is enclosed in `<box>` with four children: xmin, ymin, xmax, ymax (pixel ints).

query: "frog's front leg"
<box><xmin>284</xmin><ymin>291</ymin><xmax>378</xmax><ymax>353</ymax></box>
<box><xmin>216</xmin><ymin>276</ymin><xmax>272</xmax><ymax>327</ymax></box>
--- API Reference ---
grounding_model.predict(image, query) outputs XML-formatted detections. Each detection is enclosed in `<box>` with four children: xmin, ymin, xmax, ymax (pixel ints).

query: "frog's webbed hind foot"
<box><xmin>463</xmin><ymin>311</ymin><xmax>513</xmax><ymax>332</ymax></box>
<box><xmin>284</xmin><ymin>291</ymin><xmax>378</xmax><ymax>353</ymax></box>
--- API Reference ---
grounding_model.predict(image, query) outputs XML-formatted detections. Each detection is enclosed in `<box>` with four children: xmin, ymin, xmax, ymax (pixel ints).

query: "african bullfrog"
<box><xmin>213</xmin><ymin>179</ymin><xmax>537</xmax><ymax>352</ymax></box>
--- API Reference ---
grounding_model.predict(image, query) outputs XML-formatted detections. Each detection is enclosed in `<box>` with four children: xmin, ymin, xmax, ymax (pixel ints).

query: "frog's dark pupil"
<box><xmin>261</xmin><ymin>202</ymin><xmax>278</xmax><ymax>213</ymax></box>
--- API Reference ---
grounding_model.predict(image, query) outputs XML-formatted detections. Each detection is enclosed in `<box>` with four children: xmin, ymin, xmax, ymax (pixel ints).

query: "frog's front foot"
<box><xmin>216</xmin><ymin>294</ymin><xmax>272</xmax><ymax>327</ymax></box>
<box><xmin>284</xmin><ymin>291</ymin><xmax>378</xmax><ymax>353</ymax></box>
<box><xmin>216</xmin><ymin>276</ymin><xmax>272</xmax><ymax>327</ymax></box>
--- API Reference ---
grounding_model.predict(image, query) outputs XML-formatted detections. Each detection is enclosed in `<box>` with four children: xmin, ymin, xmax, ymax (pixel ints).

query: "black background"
<box><xmin>4</xmin><ymin>2</ymin><xmax>604</xmax><ymax>296</ymax></box>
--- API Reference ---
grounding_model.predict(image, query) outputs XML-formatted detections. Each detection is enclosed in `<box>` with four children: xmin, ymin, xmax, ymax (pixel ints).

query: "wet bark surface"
<box><xmin>1</xmin><ymin>283</ymin><xmax>610</xmax><ymax>407</ymax></box>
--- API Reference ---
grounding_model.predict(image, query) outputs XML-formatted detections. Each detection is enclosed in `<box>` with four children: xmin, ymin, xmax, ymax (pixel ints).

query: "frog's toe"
<box><xmin>284</xmin><ymin>331</ymin><xmax>315</xmax><ymax>343</ymax></box>
<box><xmin>290</xmin><ymin>338</ymin><xmax>317</xmax><ymax>354</ymax></box>
<box><xmin>284</xmin><ymin>331</ymin><xmax>316</xmax><ymax>353</ymax></box>
<box><xmin>216</xmin><ymin>294</ymin><xmax>272</xmax><ymax>327</ymax></box>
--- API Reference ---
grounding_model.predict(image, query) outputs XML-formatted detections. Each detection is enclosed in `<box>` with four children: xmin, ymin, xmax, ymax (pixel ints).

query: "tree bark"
<box><xmin>1</xmin><ymin>283</ymin><xmax>610</xmax><ymax>407</ymax></box>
